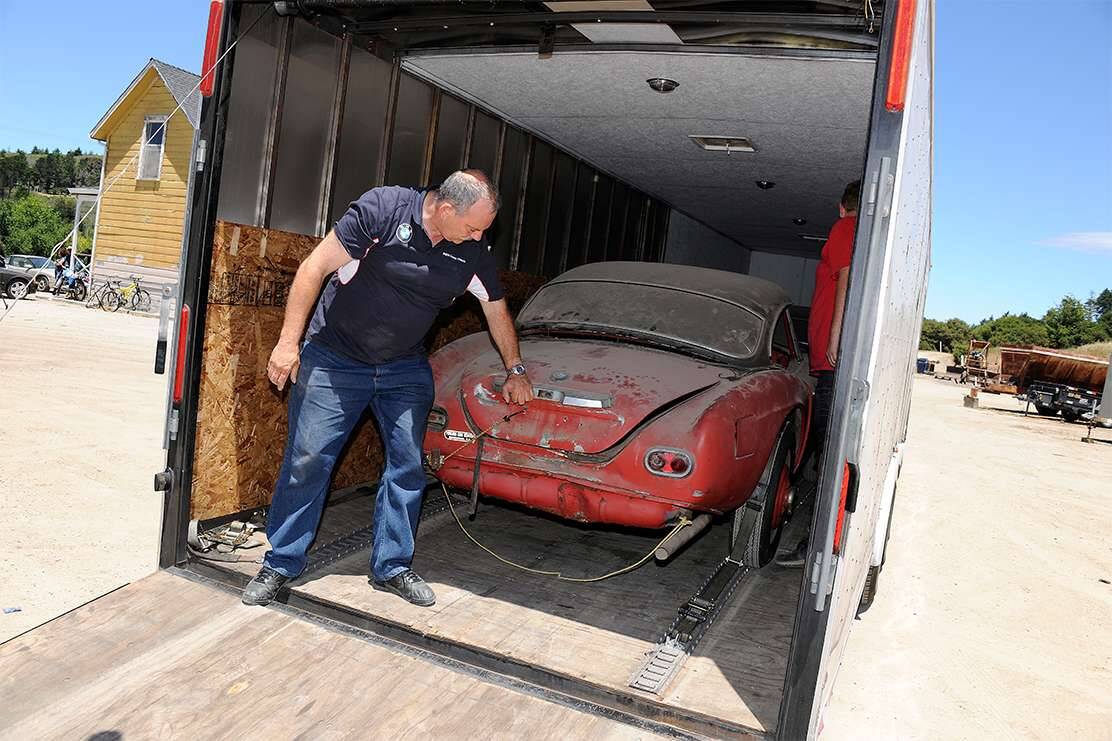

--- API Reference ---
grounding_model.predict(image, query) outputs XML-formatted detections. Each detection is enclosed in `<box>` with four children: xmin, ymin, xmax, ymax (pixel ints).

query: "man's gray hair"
<box><xmin>436</xmin><ymin>170</ymin><xmax>501</xmax><ymax>213</ymax></box>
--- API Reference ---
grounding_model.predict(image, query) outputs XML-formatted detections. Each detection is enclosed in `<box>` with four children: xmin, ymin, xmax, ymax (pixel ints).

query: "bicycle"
<box><xmin>101</xmin><ymin>275</ymin><xmax>152</xmax><ymax>313</ymax></box>
<box><xmin>85</xmin><ymin>279</ymin><xmax>117</xmax><ymax>311</ymax></box>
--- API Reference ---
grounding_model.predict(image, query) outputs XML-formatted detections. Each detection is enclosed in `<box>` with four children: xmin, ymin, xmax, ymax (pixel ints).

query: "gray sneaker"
<box><xmin>371</xmin><ymin>569</ymin><xmax>436</xmax><ymax>607</ymax></box>
<box><xmin>242</xmin><ymin>566</ymin><xmax>290</xmax><ymax>606</ymax></box>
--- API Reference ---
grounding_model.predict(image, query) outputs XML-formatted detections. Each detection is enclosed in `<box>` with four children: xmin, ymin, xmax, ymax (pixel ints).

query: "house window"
<box><xmin>137</xmin><ymin>116</ymin><xmax>167</xmax><ymax>180</ymax></box>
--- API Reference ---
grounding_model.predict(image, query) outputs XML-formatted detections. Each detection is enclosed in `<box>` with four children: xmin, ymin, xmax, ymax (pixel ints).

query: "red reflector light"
<box><xmin>200</xmin><ymin>1</ymin><xmax>224</xmax><ymax>97</ymax></box>
<box><xmin>669</xmin><ymin>456</ymin><xmax>689</xmax><ymax>474</ymax></box>
<box><xmin>833</xmin><ymin>461</ymin><xmax>851</xmax><ymax>553</ymax></box>
<box><xmin>885</xmin><ymin>0</ymin><xmax>917</xmax><ymax>112</ymax></box>
<box><xmin>173</xmin><ymin>304</ymin><xmax>190</xmax><ymax>405</ymax></box>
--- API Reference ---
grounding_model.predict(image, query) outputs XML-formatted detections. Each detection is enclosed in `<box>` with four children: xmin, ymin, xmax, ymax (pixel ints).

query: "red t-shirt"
<box><xmin>808</xmin><ymin>215</ymin><xmax>857</xmax><ymax>373</ymax></box>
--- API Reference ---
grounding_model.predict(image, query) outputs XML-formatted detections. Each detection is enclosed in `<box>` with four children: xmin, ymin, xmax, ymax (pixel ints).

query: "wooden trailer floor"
<box><xmin>220</xmin><ymin>489</ymin><xmax>805</xmax><ymax>735</ymax></box>
<box><xmin>0</xmin><ymin>570</ymin><xmax>670</xmax><ymax>741</ymax></box>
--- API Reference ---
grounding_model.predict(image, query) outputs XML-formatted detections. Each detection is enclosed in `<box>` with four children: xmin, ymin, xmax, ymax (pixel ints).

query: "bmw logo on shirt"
<box><xmin>396</xmin><ymin>223</ymin><xmax>413</xmax><ymax>243</ymax></box>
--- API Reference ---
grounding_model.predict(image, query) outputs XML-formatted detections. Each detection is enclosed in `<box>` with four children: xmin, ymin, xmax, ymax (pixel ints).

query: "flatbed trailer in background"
<box><xmin>998</xmin><ymin>346</ymin><xmax>1108</xmax><ymax>422</ymax></box>
<box><xmin>7</xmin><ymin>2</ymin><xmax>934</xmax><ymax>738</ymax></box>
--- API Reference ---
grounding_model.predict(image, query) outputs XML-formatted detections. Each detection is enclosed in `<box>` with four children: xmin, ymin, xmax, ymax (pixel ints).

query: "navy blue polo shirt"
<box><xmin>305</xmin><ymin>186</ymin><xmax>505</xmax><ymax>365</ymax></box>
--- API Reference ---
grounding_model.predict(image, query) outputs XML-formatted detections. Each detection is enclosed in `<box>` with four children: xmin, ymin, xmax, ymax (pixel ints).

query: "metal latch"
<box><xmin>154</xmin><ymin>467</ymin><xmax>173</xmax><ymax>492</ymax></box>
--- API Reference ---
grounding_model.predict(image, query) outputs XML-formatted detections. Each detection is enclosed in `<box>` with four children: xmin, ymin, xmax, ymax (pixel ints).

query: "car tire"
<box><xmin>1034</xmin><ymin>404</ymin><xmax>1057</xmax><ymax>417</ymax></box>
<box><xmin>1061</xmin><ymin>410</ymin><xmax>1080</xmax><ymax>423</ymax></box>
<box><xmin>732</xmin><ymin>422</ymin><xmax>794</xmax><ymax>569</ymax></box>
<box><xmin>100</xmin><ymin>291</ymin><xmax>121</xmax><ymax>312</ymax></box>
<box><xmin>34</xmin><ymin>275</ymin><xmax>51</xmax><ymax>292</ymax></box>
<box><xmin>6</xmin><ymin>278</ymin><xmax>29</xmax><ymax>300</ymax></box>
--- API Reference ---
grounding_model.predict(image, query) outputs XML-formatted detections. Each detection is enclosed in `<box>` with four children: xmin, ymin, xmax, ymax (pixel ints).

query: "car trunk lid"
<box><xmin>458</xmin><ymin>338</ymin><xmax>722</xmax><ymax>454</ymax></box>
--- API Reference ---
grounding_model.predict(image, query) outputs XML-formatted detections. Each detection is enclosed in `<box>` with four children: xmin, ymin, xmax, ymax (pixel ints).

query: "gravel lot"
<box><xmin>0</xmin><ymin>298</ymin><xmax>165</xmax><ymax>642</ymax></box>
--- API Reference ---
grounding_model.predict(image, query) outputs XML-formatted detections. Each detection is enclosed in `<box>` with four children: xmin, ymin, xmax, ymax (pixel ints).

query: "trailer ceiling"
<box><xmin>287</xmin><ymin>0</ymin><xmax>882</xmax><ymax>257</ymax></box>
<box><xmin>404</xmin><ymin>49</ymin><xmax>873</xmax><ymax>257</ymax></box>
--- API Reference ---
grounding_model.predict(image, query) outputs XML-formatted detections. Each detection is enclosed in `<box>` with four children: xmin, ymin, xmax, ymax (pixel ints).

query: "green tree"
<box><xmin>34</xmin><ymin>153</ymin><xmax>66</xmax><ymax>191</ymax></box>
<box><xmin>0</xmin><ymin>152</ymin><xmax>33</xmax><ymax>197</ymax></box>
<box><xmin>75</xmin><ymin>156</ymin><xmax>103</xmax><ymax>187</ymax></box>
<box><xmin>1086</xmin><ymin>288</ymin><xmax>1112</xmax><ymax>321</ymax></box>
<box><xmin>0</xmin><ymin>195</ymin><xmax>71</xmax><ymax>256</ymax></box>
<box><xmin>920</xmin><ymin>317</ymin><xmax>973</xmax><ymax>358</ymax></box>
<box><xmin>1043</xmin><ymin>296</ymin><xmax>1106</xmax><ymax>348</ymax></box>
<box><xmin>972</xmin><ymin>313</ymin><xmax>1049</xmax><ymax>347</ymax></box>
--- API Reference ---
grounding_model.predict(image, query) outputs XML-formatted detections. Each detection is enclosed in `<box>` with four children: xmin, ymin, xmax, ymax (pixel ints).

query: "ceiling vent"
<box><xmin>688</xmin><ymin>135</ymin><xmax>756</xmax><ymax>154</ymax></box>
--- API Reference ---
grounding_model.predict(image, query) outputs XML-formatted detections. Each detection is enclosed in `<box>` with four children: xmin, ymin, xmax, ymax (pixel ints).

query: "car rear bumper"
<box><xmin>431</xmin><ymin>453</ymin><xmax>694</xmax><ymax>529</ymax></box>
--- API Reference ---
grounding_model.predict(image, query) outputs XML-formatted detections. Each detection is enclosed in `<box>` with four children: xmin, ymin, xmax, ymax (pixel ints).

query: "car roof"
<box><xmin>549</xmin><ymin>261</ymin><xmax>791</xmax><ymax>322</ymax></box>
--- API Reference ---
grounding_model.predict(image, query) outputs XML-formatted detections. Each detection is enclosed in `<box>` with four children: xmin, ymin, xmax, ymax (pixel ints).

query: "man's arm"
<box><xmin>479</xmin><ymin>298</ymin><xmax>534</xmax><ymax>405</ymax></box>
<box><xmin>267</xmin><ymin>231</ymin><xmax>353</xmax><ymax>390</ymax></box>
<box><xmin>827</xmin><ymin>267</ymin><xmax>850</xmax><ymax>367</ymax></box>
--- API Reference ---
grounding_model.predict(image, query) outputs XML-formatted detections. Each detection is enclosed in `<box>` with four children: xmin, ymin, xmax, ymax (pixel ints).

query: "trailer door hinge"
<box><xmin>168</xmin><ymin>408</ymin><xmax>179</xmax><ymax>440</ymax></box>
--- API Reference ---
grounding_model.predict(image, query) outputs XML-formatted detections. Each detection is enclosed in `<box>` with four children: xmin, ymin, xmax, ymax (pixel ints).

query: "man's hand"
<box><xmin>503</xmin><ymin>373</ymin><xmax>534</xmax><ymax>405</ymax></box>
<box><xmin>268</xmin><ymin>341</ymin><xmax>301</xmax><ymax>391</ymax></box>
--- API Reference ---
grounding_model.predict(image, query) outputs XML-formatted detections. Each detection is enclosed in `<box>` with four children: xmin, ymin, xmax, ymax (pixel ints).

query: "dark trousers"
<box><xmin>806</xmin><ymin>370</ymin><xmax>836</xmax><ymax>470</ymax></box>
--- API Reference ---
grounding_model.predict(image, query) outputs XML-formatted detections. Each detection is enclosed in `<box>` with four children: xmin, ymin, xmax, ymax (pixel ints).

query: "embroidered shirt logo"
<box><xmin>396</xmin><ymin>223</ymin><xmax>413</xmax><ymax>243</ymax></box>
<box><xmin>442</xmin><ymin>252</ymin><xmax>467</xmax><ymax>264</ymax></box>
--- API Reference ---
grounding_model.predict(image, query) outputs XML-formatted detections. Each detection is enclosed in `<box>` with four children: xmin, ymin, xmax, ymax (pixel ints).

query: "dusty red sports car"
<box><xmin>425</xmin><ymin>262</ymin><xmax>812</xmax><ymax>566</ymax></box>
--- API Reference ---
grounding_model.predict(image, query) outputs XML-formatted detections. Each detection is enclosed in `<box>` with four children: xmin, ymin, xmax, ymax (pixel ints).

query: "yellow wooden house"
<box><xmin>89</xmin><ymin>58</ymin><xmax>200</xmax><ymax>293</ymax></box>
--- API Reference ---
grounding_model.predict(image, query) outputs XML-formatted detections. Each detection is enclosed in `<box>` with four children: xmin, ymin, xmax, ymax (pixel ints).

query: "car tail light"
<box><xmin>645</xmin><ymin>449</ymin><xmax>694</xmax><ymax>478</ymax></box>
<box><xmin>173</xmin><ymin>304</ymin><xmax>190</xmax><ymax>405</ymax></box>
<box><xmin>427</xmin><ymin>407</ymin><xmax>448</xmax><ymax>432</ymax></box>
<box><xmin>200</xmin><ymin>1</ymin><xmax>224</xmax><ymax>97</ymax></box>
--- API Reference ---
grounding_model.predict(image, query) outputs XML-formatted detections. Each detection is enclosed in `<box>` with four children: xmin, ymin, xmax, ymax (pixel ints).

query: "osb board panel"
<box><xmin>191</xmin><ymin>220</ymin><xmax>546</xmax><ymax>520</ymax></box>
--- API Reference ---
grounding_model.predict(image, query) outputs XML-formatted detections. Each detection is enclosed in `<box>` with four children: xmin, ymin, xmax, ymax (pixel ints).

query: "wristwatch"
<box><xmin>507</xmin><ymin>363</ymin><xmax>527</xmax><ymax>377</ymax></box>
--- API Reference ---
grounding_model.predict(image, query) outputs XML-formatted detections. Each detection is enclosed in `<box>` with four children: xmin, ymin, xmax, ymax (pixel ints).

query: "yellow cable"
<box><xmin>441</xmin><ymin>482</ymin><xmax>692</xmax><ymax>583</ymax></box>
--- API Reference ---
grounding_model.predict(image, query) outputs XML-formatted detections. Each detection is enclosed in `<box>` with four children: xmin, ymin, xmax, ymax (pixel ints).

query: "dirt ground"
<box><xmin>823</xmin><ymin>377</ymin><xmax>1112</xmax><ymax>740</ymax></box>
<box><xmin>3</xmin><ymin>300</ymin><xmax>1110</xmax><ymax>736</ymax></box>
<box><xmin>0</xmin><ymin>297</ymin><xmax>166</xmax><ymax>642</ymax></box>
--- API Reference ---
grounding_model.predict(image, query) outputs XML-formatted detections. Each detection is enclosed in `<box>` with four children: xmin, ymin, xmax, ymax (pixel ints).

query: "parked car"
<box><xmin>425</xmin><ymin>262</ymin><xmax>812</xmax><ymax>567</ymax></box>
<box><xmin>4</xmin><ymin>253</ymin><xmax>89</xmax><ymax>293</ymax></box>
<box><xmin>0</xmin><ymin>255</ymin><xmax>40</xmax><ymax>300</ymax></box>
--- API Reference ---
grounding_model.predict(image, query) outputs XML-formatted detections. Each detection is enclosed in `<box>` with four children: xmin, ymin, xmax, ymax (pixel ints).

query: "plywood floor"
<box><xmin>289</xmin><ymin>492</ymin><xmax>804</xmax><ymax>734</ymax></box>
<box><xmin>0</xmin><ymin>570</ymin><xmax>670</xmax><ymax>741</ymax></box>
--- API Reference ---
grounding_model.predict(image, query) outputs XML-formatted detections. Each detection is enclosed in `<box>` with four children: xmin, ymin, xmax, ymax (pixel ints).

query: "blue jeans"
<box><xmin>264</xmin><ymin>341</ymin><xmax>434</xmax><ymax>581</ymax></box>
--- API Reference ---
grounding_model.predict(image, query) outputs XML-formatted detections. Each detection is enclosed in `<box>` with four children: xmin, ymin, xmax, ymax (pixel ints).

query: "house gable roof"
<box><xmin>90</xmin><ymin>58</ymin><xmax>202</xmax><ymax>141</ymax></box>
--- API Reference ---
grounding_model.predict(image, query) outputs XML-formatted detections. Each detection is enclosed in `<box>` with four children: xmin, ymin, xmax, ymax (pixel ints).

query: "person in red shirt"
<box><xmin>777</xmin><ymin>180</ymin><xmax>859</xmax><ymax>568</ymax></box>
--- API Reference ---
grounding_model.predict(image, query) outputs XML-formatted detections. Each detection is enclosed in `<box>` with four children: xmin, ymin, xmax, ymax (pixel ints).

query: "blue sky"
<box><xmin>0</xmin><ymin>0</ymin><xmax>1108</xmax><ymax>324</ymax></box>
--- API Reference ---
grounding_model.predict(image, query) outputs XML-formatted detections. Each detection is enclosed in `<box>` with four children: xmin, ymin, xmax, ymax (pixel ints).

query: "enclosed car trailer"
<box><xmin>4</xmin><ymin>2</ymin><xmax>932</xmax><ymax>739</ymax></box>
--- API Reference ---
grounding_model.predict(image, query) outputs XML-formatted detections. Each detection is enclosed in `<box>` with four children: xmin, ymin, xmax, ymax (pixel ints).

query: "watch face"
<box><xmin>510</xmin><ymin>364</ymin><xmax>526</xmax><ymax>375</ymax></box>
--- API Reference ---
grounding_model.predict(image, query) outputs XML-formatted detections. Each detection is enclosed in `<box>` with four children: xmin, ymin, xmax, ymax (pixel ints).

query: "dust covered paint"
<box><xmin>424</xmin><ymin>266</ymin><xmax>811</xmax><ymax>530</ymax></box>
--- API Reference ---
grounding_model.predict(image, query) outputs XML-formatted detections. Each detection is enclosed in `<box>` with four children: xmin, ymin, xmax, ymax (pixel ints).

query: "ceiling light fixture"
<box><xmin>688</xmin><ymin>135</ymin><xmax>755</xmax><ymax>154</ymax></box>
<box><xmin>793</xmin><ymin>217</ymin><xmax>807</xmax><ymax>225</ymax></box>
<box><xmin>646</xmin><ymin>77</ymin><xmax>679</xmax><ymax>93</ymax></box>
<box><xmin>755</xmin><ymin>180</ymin><xmax>775</xmax><ymax>190</ymax></box>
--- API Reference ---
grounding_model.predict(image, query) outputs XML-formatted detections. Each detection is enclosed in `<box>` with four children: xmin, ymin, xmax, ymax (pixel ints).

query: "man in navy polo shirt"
<box><xmin>242</xmin><ymin>170</ymin><xmax>534</xmax><ymax>608</ymax></box>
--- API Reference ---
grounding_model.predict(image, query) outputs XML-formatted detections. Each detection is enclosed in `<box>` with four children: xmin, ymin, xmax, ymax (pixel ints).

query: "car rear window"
<box><xmin>518</xmin><ymin>280</ymin><xmax>764</xmax><ymax>360</ymax></box>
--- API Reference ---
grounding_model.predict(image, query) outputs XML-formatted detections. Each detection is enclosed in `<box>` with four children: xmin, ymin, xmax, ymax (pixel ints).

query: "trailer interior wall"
<box><xmin>747</xmin><ymin>251</ymin><xmax>820</xmax><ymax>307</ymax></box>
<box><xmin>663</xmin><ymin>211</ymin><xmax>751</xmax><ymax>273</ymax></box>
